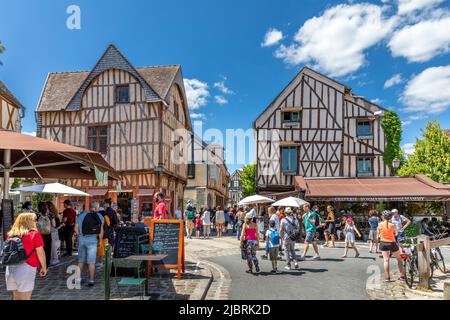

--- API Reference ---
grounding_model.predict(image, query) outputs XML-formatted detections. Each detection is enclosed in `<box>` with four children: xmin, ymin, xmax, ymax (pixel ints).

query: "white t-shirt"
<box><xmin>249</xmin><ymin>208</ymin><xmax>257</xmax><ymax>218</ymax></box>
<box><xmin>265</xmin><ymin>228</ymin><xmax>280</xmax><ymax>248</ymax></box>
<box><xmin>269</xmin><ymin>214</ymin><xmax>280</xmax><ymax>231</ymax></box>
<box><xmin>391</xmin><ymin>215</ymin><xmax>407</xmax><ymax>232</ymax></box>
<box><xmin>202</xmin><ymin>211</ymin><xmax>211</xmax><ymax>226</ymax></box>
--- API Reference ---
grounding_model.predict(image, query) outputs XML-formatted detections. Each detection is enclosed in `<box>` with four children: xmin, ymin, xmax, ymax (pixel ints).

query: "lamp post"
<box><xmin>392</xmin><ymin>157</ymin><xmax>401</xmax><ymax>176</ymax></box>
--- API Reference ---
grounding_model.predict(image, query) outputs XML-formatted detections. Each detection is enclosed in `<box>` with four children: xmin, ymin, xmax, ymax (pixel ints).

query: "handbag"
<box><xmin>240</xmin><ymin>240</ymin><xmax>248</xmax><ymax>260</ymax></box>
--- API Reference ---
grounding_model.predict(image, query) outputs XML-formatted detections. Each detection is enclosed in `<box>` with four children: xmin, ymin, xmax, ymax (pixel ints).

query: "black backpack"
<box><xmin>286</xmin><ymin>216</ymin><xmax>301</xmax><ymax>242</ymax></box>
<box><xmin>1</xmin><ymin>237</ymin><xmax>35</xmax><ymax>266</ymax></box>
<box><xmin>82</xmin><ymin>212</ymin><xmax>102</xmax><ymax>235</ymax></box>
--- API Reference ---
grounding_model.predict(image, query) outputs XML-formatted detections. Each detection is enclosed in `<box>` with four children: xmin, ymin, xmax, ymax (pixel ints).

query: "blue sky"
<box><xmin>1</xmin><ymin>0</ymin><xmax>449</xmax><ymax>173</ymax></box>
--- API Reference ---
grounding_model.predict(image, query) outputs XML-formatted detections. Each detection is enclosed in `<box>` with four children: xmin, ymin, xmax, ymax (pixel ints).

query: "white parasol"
<box><xmin>238</xmin><ymin>195</ymin><xmax>275</xmax><ymax>206</ymax></box>
<box><xmin>13</xmin><ymin>183</ymin><xmax>89</xmax><ymax>196</ymax></box>
<box><xmin>272</xmin><ymin>196</ymin><xmax>307</xmax><ymax>208</ymax></box>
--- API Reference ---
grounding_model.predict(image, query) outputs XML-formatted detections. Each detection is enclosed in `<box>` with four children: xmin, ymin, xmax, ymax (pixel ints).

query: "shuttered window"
<box><xmin>357</xmin><ymin>158</ymin><xmax>373</xmax><ymax>176</ymax></box>
<box><xmin>281</xmin><ymin>146</ymin><xmax>298</xmax><ymax>174</ymax></box>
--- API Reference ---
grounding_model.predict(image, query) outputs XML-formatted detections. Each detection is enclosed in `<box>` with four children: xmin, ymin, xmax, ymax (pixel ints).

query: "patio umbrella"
<box><xmin>13</xmin><ymin>183</ymin><xmax>89</xmax><ymax>196</ymax></box>
<box><xmin>238</xmin><ymin>195</ymin><xmax>274</xmax><ymax>206</ymax></box>
<box><xmin>272</xmin><ymin>196</ymin><xmax>307</xmax><ymax>208</ymax></box>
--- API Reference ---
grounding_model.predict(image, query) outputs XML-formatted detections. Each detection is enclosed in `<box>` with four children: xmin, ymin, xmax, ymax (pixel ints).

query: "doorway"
<box><xmin>117</xmin><ymin>192</ymin><xmax>133</xmax><ymax>222</ymax></box>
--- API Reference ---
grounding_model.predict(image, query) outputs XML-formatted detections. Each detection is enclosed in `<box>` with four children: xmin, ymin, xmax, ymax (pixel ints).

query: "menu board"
<box><xmin>150</xmin><ymin>220</ymin><xmax>185</xmax><ymax>279</ymax></box>
<box><xmin>1</xmin><ymin>200</ymin><xmax>14</xmax><ymax>241</ymax></box>
<box><xmin>114</xmin><ymin>227</ymin><xmax>148</xmax><ymax>258</ymax></box>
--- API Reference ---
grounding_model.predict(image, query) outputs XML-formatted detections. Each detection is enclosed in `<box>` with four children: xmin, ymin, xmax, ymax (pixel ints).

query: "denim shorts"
<box><xmin>305</xmin><ymin>232</ymin><xmax>315</xmax><ymax>243</ymax></box>
<box><xmin>396</xmin><ymin>231</ymin><xmax>405</xmax><ymax>243</ymax></box>
<box><xmin>78</xmin><ymin>237</ymin><xmax>98</xmax><ymax>264</ymax></box>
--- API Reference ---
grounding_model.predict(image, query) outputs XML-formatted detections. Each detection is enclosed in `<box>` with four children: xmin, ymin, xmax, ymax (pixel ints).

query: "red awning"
<box><xmin>296</xmin><ymin>175</ymin><xmax>450</xmax><ymax>201</ymax></box>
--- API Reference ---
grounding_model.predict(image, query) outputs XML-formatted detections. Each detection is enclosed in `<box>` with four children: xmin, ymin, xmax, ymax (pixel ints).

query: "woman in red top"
<box><xmin>5</xmin><ymin>212</ymin><xmax>47</xmax><ymax>300</ymax></box>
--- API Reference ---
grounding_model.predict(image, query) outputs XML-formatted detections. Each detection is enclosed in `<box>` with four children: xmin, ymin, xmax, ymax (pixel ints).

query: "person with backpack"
<box><xmin>279</xmin><ymin>207</ymin><xmax>300</xmax><ymax>270</ymax></box>
<box><xmin>3</xmin><ymin>212</ymin><xmax>47</xmax><ymax>300</ymax></box>
<box><xmin>184</xmin><ymin>205</ymin><xmax>195</xmax><ymax>239</ymax></box>
<box><xmin>265</xmin><ymin>220</ymin><xmax>281</xmax><ymax>273</ymax></box>
<box><xmin>36</xmin><ymin>202</ymin><xmax>55</xmax><ymax>268</ymax></box>
<box><xmin>74</xmin><ymin>202</ymin><xmax>104</xmax><ymax>287</ymax></box>
<box><xmin>301</xmin><ymin>203</ymin><xmax>321</xmax><ymax>260</ymax></box>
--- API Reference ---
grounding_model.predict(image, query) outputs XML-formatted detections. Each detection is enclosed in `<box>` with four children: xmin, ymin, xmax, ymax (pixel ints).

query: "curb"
<box><xmin>189</xmin><ymin>260</ymin><xmax>214</xmax><ymax>300</ymax></box>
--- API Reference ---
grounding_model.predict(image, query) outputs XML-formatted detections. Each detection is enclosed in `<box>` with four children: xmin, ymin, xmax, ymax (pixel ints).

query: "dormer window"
<box><xmin>281</xmin><ymin>107</ymin><xmax>302</xmax><ymax>124</ymax></box>
<box><xmin>115</xmin><ymin>85</ymin><xmax>129</xmax><ymax>103</ymax></box>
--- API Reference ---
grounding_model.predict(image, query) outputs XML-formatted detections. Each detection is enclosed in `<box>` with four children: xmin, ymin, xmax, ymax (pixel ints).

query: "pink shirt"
<box><xmin>154</xmin><ymin>202</ymin><xmax>167</xmax><ymax>220</ymax></box>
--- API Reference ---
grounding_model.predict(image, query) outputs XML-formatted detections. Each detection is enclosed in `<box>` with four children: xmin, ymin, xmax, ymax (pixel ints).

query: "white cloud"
<box><xmin>401</xmin><ymin>114</ymin><xmax>428</xmax><ymax>126</ymax></box>
<box><xmin>190</xmin><ymin>113</ymin><xmax>206</xmax><ymax>120</ymax></box>
<box><xmin>274</xmin><ymin>3</ymin><xmax>398</xmax><ymax>77</ymax></box>
<box><xmin>261</xmin><ymin>28</ymin><xmax>284</xmax><ymax>47</ymax></box>
<box><xmin>213</xmin><ymin>77</ymin><xmax>234</xmax><ymax>95</ymax></box>
<box><xmin>183</xmin><ymin>79</ymin><xmax>209</xmax><ymax>110</ymax></box>
<box><xmin>23</xmin><ymin>131</ymin><xmax>36</xmax><ymax>136</ymax></box>
<box><xmin>214</xmin><ymin>95</ymin><xmax>228</xmax><ymax>105</ymax></box>
<box><xmin>371</xmin><ymin>98</ymin><xmax>383</xmax><ymax>104</ymax></box>
<box><xmin>397</xmin><ymin>0</ymin><xmax>445</xmax><ymax>15</ymax></box>
<box><xmin>401</xmin><ymin>65</ymin><xmax>450</xmax><ymax>114</ymax></box>
<box><xmin>384</xmin><ymin>73</ymin><xmax>403</xmax><ymax>88</ymax></box>
<box><xmin>388</xmin><ymin>15</ymin><xmax>450</xmax><ymax>63</ymax></box>
<box><xmin>402</xmin><ymin>143</ymin><xmax>416</xmax><ymax>155</ymax></box>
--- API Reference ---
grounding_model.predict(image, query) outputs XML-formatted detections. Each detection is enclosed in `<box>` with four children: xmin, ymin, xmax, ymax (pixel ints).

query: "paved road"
<box><xmin>208</xmin><ymin>243</ymin><xmax>450</xmax><ymax>300</ymax></box>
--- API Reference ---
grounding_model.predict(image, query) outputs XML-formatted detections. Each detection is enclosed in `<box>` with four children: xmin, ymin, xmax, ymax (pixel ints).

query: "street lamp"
<box><xmin>392</xmin><ymin>157</ymin><xmax>401</xmax><ymax>176</ymax></box>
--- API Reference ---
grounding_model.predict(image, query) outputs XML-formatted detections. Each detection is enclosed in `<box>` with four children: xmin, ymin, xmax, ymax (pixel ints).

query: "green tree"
<box><xmin>0</xmin><ymin>41</ymin><xmax>5</xmax><ymax>65</ymax></box>
<box><xmin>398</xmin><ymin>121</ymin><xmax>450</xmax><ymax>183</ymax></box>
<box><xmin>381</xmin><ymin>110</ymin><xmax>403</xmax><ymax>172</ymax></box>
<box><xmin>240</xmin><ymin>163</ymin><xmax>256</xmax><ymax>198</ymax></box>
<box><xmin>11</xmin><ymin>178</ymin><xmax>22</xmax><ymax>190</ymax></box>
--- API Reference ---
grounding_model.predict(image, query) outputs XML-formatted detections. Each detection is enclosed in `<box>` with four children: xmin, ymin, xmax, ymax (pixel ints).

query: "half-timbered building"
<box><xmin>0</xmin><ymin>80</ymin><xmax>24</xmax><ymax>132</ymax></box>
<box><xmin>36</xmin><ymin>45</ymin><xmax>191</xmax><ymax>217</ymax></box>
<box><xmin>228</xmin><ymin>169</ymin><xmax>242</xmax><ymax>207</ymax></box>
<box><xmin>254</xmin><ymin>67</ymin><xmax>391</xmax><ymax>197</ymax></box>
<box><xmin>184</xmin><ymin>134</ymin><xmax>229</xmax><ymax>209</ymax></box>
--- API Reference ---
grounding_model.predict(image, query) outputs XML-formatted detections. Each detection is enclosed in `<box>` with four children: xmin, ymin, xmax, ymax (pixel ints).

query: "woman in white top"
<box><xmin>202</xmin><ymin>208</ymin><xmax>212</xmax><ymax>239</ymax></box>
<box><xmin>215</xmin><ymin>206</ymin><xmax>225</xmax><ymax>238</ymax></box>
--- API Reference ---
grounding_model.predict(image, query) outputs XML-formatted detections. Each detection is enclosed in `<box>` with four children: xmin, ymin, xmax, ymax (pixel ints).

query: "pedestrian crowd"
<box><xmin>2</xmin><ymin>191</ymin><xmax>171</xmax><ymax>300</ymax></box>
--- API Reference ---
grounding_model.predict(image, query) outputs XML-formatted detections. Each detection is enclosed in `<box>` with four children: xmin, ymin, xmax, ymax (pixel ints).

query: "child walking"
<box><xmin>341</xmin><ymin>217</ymin><xmax>361</xmax><ymax>258</ymax></box>
<box><xmin>195</xmin><ymin>212</ymin><xmax>203</xmax><ymax>239</ymax></box>
<box><xmin>265</xmin><ymin>220</ymin><xmax>281</xmax><ymax>273</ymax></box>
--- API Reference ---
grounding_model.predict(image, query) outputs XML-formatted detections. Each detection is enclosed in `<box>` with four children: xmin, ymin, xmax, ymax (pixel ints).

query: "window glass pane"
<box><xmin>283</xmin><ymin>112</ymin><xmax>291</xmax><ymax>121</ymax></box>
<box><xmin>357</xmin><ymin>121</ymin><xmax>371</xmax><ymax>136</ymax></box>
<box><xmin>282</xmin><ymin>148</ymin><xmax>290</xmax><ymax>171</ymax></box>
<box><xmin>289</xmin><ymin>147</ymin><xmax>297</xmax><ymax>171</ymax></box>
<box><xmin>366</xmin><ymin>159</ymin><xmax>372</xmax><ymax>172</ymax></box>
<box><xmin>292</xmin><ymin>112</ymin><xmax>299</xmax><ymax>121</ymax></box>
<box><xmin>89</xmin><ymin>127</ymin><xmax>97</xmax><ymax>136</ymax></box>
<box><xmin>89</xmin><ymin>138</ymin><xmax>97</xmax><ymax>151</ymax></box>
<box><xmin>99</xmin><ymin>137</ymin><xmax>108</xmax><ymax>153</ymax></box>
<box><xmin>99</xmin><ymin>127</ymin><xmax>108</xmax><ymax>135</ymax></box>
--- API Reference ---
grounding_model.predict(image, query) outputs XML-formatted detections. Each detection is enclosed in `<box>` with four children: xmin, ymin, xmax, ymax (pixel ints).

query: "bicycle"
<box><xmin>429</xmin><ymin>230</ymin><xmax>447</xmax><ymax>275</ymax></box>
<box><xmin>401</xmin><ymin>237</ymin><xmax>419</xmax><ymax>288</ymax></box>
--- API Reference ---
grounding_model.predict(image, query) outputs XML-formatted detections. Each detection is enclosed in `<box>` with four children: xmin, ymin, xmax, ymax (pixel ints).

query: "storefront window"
<box><xmin>140</xmin><ymin>196</ymin><xmax>153</xmax><ymax>217</ymax></box>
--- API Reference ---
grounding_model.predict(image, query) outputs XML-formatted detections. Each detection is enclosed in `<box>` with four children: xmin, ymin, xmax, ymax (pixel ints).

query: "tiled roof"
<box><xmin>0</xmin><ymin>80</ymin><xmax>24</xmax><ymax>109</ymax></box>
<box><xmin>37</xmin><ymin>65</ymin><xmax>180</xmax><ymax>112</ymax></box>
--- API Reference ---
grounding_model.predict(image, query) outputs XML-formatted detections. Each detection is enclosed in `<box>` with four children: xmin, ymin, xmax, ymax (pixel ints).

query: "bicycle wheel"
<box><xmin>432</xmin><ymin>248</ymin><xmax>446</xmax><ymax>273</ymax></box>
<box><xmin>404</xmin><ymin>259</ymin><xmax>415</xmax><ymax>288</ymax></box>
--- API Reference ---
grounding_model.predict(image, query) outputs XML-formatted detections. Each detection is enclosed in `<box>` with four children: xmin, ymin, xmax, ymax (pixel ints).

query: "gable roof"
<box><xmin>253</xmin><ymin>66</ymin><xmax>385</xmax><ymax>129</ymax></box>
<box><xmin>0</xmin><ymin>80</ymin><xmax>24</xmax><ymax>109</ymax></box>
<box><xmin>37</xmin><ymin>45</ymin><xmax>182</xmax><ymax>112</ymax></box>
<box><xmin>37</xmin><ymin>64</ymin><xmax>181</xmax><ymax>112</ymax></box>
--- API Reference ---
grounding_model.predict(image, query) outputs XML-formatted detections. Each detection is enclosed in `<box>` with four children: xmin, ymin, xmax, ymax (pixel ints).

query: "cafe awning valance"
<box><xmin>295</xmin><ymin>174</ymin><xmax>450</xmax><ymax>202</ymax></box>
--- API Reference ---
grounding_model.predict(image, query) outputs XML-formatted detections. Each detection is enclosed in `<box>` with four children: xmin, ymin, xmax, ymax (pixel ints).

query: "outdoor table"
<box><xmin>125</xmin><ymin>254</ymin><xmax>167</xmax><ymax>297</ymax></box>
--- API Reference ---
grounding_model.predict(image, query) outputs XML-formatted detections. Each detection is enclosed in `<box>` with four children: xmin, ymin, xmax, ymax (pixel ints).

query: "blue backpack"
<box><xmin>269</xmin><ymin>229</ymin><xmax>280</xmax><ymax>246</ymax></box>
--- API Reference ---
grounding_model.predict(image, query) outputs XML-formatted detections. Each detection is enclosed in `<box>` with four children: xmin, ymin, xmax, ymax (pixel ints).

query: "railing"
<box><xmin>415</xmin><ymin>235</ymin><xmax>450</xmax><ymax>291</ymax></box>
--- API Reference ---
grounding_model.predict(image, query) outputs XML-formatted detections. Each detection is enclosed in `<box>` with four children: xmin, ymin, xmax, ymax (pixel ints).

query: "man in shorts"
<box><xmin>390</xmin><ymin>209</ymin><xmax>410</xmax><ymax>249</ymax></box>
<box><xmin>301</xmin><ymin>203</ymin><xmax>320</xmax><ymax>260</ymax></box>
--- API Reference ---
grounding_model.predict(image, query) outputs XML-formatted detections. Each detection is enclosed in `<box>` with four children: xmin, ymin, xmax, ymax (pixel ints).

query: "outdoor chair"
<box><xmin>112</xmin><ymin>258</ymin><xmax>147</xmax><ymax>300</ymax></box>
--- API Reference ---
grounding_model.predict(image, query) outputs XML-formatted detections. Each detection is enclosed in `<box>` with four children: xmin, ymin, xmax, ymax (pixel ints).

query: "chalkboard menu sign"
<box><xmin>1</xmin><ymin>200</ymin><xmax>14</xmax><ymax>241</ymax></box>
<box><xmin>150</xmin><ymin>220</ymin><xmax>185</xmax><ymax>279</ymax></box>
<box><xmin>114</xmin><ymin>227</ymin><xmax>148</xmax><ymax>258</ymax></box>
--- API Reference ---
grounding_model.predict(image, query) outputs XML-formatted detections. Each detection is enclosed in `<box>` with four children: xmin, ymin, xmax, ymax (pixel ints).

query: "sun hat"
<box><xmin>382</xmin><ymin>210</ymin><xmax>391</xmax><ymax>218</ymax></box>
<box><xmin>391</xmin><ymin>209</ymin><xmax>398</xmax><ymax>213</ymax></box>
<box><xmin>346</xmin><ymin>217</ymin><xmax>353</xmax><ymax>222</ymax></box>
<box><xmin>245</xmin><ymin>212</ymin><xmax>253</xmax><ymax>220</ymax></box>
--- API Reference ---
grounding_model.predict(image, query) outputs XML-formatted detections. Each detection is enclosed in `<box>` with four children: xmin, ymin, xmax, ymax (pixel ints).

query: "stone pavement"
<box><xmin>0</xmin><ymin>254</ymin><xmax>212</xmax><ymax>300</ymax></box>
<box><xmin>366</xmin><ymin>265</ymin><xmax>450</xmax><ymax>300</ymax></box>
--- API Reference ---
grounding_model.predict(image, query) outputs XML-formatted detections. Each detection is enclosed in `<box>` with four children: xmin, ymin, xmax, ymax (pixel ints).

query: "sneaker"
<box><xmin>341</xmin><ymin>255</ymin><xmax>347</xmax><ymax>258</ymax></box>
<box><xmin>298</xmin><ymin>256</ymin><xmax>305</xmax><ymax>261</ymax></box>
<box><xmin>80</xmin><ymin>278</ymin><xmax>87</xmax><ymax>285</ymax></box>
<box><xmin>355</xmin><ymin>253</ymin><xmax>360</xmax><ymax>258</ymax></box>
<box><xmin>284</xmin><ymin>265</ymin><xmax>291</xmax><ymax>270</ymax></box>
<box><xmin>312</xmin><ymin>255</ymin><xmax>321</xmax><ymax>260</ymax></box>
<box><xmin>294</xmin><ymin>263</ymin><xmax>299</xmax><ymax>269</ymax></box>
<box><xmin>255</xmin><ymin>266</ymin><xmax>260</xmax><ymax>273</ymax></box>
<box><xmin>275</xmin><ymin>269</ymin><xmax>282</xmax><ymax>274</ymax></box>
<box><xmin>245</xmin><ymin>269</ymin><xmax>253</xmax><ymax>274</ymax></box>
<box><xmin>88</xmin><ymin>281</ymin><xmax>95</xmax><ymax>288</ymax></box>
<box><xmin>271</xmin><ymin>269</ymin><xmax>277</xmax><ymax>274</ymax></box>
